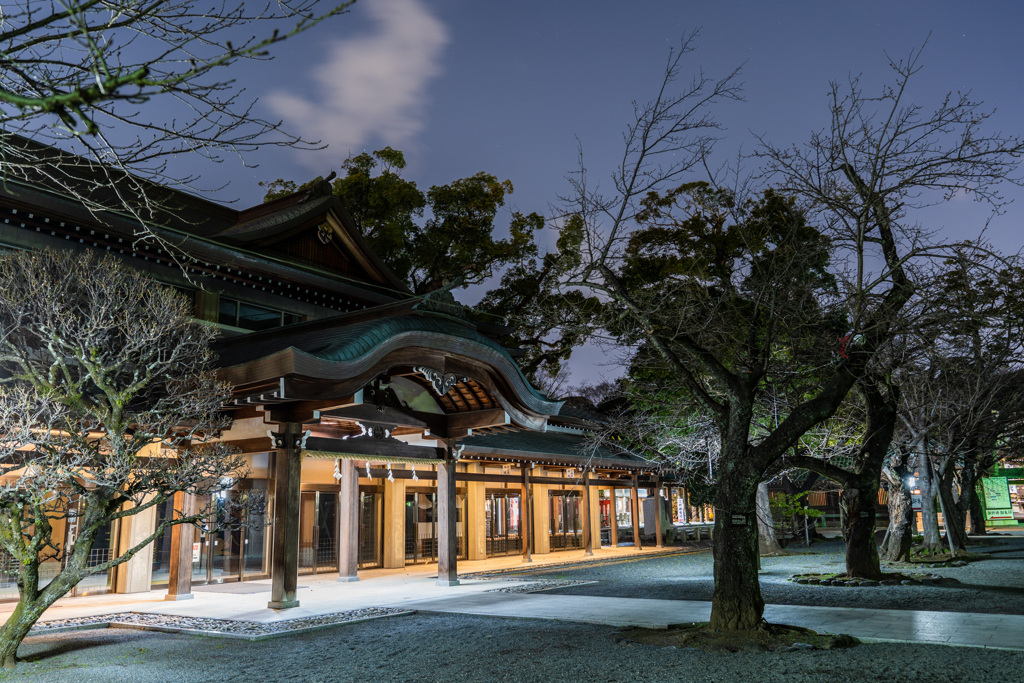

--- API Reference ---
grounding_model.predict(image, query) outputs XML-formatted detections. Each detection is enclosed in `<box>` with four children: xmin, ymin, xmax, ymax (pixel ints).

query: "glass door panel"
<box><xmin>358</xmin><ymin>488</ymin><xmax>383</xmax><ymax>568</ymax></box>
<box><xmin>242</xmin><ymin>481</ymin><xmax>271</xmax><ymax>579</ymax></box>
<box><xmin>549</xmin><ymin>492</ymin><xmax>583</xmax><ymax>551</ymax></box>
<box><xmin>298</xmin><ymin>491</ymin><xmax>317</xmax><ymax>574</ymax></box>
<box><xmin>150</xmin><ymin>498</ymin><xmax>176</xmax><ymax>589</ymax></box>
<box><xmin>315</xmin><ymin>493</ymin><xmax>337</xmax><ymax>572</ymax></box>
<box><xmin>298</xmin><ymin>491</ymin><xmax>338</xmax><ymax>575</ymax></box>
<box><xmin>405</xmin><ymin>492</ymin><xmax>436</xmax><ymax>564</ymax></box>
<box><xmin>485</xmin><ymin>492</ymin><xmax>522</xmax><ymax>556</ymax></box>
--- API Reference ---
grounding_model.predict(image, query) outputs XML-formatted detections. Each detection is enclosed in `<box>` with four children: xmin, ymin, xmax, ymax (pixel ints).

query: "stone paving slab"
<box><xmin>407</xmin><ymin>593</ymin><xmax>1024</xmax><ymax>650</ymax></box>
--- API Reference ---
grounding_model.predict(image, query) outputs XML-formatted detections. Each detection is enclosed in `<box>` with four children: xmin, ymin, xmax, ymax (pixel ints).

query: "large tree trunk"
<box><xmin>0</xmin><ymin>565</ymin><xmax>81</xmax><ymax>669</ymax></box>
<box><xmin>880</xmin><ymin>478</ymin><xmax>913</xmax><ymax>562</ymax></box>
<box><xmin>938</xmin><ymin>464</ymin><xmax>967</xmax><ymax>551</ymax></box>
<box><xmin>710</xmin><ymin>466</ymin><xmax>763</xmax><ymax>632</ymax></box>
<box><xmin>842</xmin><ymin>483</ymin><xmax>882</xmax><ymax>579</ymax></box>
<box><xmin>0</xmin><ymin>497</ymin><xmax>113</xmax><ymax>668</ymax></box>
<box><xmin>969</xmin><ymin>489</ymin><xmax>987</xmax><ymax>535</ymax></box>
<box><xmin>957</xmin><ymin>458</ymin><xmax>984</xmax><ymax>537</ymax></box>
<box><xmin>756</xmin><ymin>481</ymin><xmax>784</xmax><ymax>555</ymax></box>
<box><xmin>916</xmin><ymin>450</ymin><xmax>943</xmax><ymax>550</ymax></box>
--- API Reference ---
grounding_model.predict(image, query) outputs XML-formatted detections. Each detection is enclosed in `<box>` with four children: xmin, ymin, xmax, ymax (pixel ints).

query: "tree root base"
<box><xmin>618</xmin><ymin>622</ymin><xmax>859</xmax><ymax>653</ymax></box>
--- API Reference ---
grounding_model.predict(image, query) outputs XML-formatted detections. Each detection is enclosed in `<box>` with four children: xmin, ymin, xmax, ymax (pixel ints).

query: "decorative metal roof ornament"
<box><xmin>316</xmin><ymin>223</ymin><xmax>333</xmax><ymax>244</ymax></box>
<box><xmin>413</xmin><ymin>366</ymin><xmax>468</xmax><ymax>396</ymax></box>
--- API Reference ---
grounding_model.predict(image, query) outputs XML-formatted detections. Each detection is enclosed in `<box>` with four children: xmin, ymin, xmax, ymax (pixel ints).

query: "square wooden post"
<box><xmin>654</xmin><ymin>478</ymin><xmax>664</xmax><ymax>549</ymax></box>
<box><xmin>268</xmin><ymin>424</ymin><xmax>302</xmax><ymax>609</ymax></box>
<box><xmin>609</xmin><ymin>487</ymin><xmax>618</xmax><ymax>546</ymax></box>
<box><xmin>165</xmin><ymin>491</ymin><xmax>195</xmax><ymax>601</ymax></box>
<box><xmin>436</xmin><ymin>457</ymin><xmax>460</xmax><ymax>586</ymax></box>
<box><xmin>631</xmin><ymin>475</ymin><xmax>642</xmax><ymax>550</ymax></box>
<box><xmin>521</xmin><ymin>465</ymin><xmax>532</xmax><ymax>562</ymax></box>
<box><xmin>581</xmin><ymin>470</ymin><xmax>593</xmax><ymax>556</ymax></box>
<box><xmin>337</xmin><ymin>459</ymin><xmax>359</xmax><ymax>582</ymax></box>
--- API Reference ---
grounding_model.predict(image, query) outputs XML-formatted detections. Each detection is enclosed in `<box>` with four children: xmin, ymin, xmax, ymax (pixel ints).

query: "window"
<box><xmin>217</xmin><ymin>296</ymin><xmax>303</xmax><ymax>331</ymax></box>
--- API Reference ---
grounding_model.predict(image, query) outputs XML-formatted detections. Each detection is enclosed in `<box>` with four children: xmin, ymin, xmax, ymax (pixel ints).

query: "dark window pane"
<box><xmin>218</xmin><ymin>298</ymin><xmax>238</xmax><ymax>327</ymax></box>
<box><xmin>237</xmin><ymin>302</ymin><xmax>280</xmax><ymax>331</ymax></box>
<box><xmin>283</xmin><ymin>313</ymin><xmax>302</xmax><ymax>326</ymax></box>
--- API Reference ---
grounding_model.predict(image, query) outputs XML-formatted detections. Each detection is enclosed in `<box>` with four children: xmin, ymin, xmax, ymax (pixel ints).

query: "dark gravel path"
<box><xmin>4</xmin><ymin>532</ymin><xmax>1023</xmax><ymax>681</ymax></box>
<box><xmin>530</xmin><ymin>533</ymin><xmax>1024</xmax><ymax>616</ymax></box>
<box><xmin>6</xmin><ymin>612</ymin><xmax>1024</xmax><ymax>683</ymax></box>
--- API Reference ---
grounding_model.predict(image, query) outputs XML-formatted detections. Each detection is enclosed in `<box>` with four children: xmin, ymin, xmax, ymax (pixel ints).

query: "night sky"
<box><xmin>209</xmin><ymin>0</ymin><xmax>1024</xmax><ymax>385</ymax></box>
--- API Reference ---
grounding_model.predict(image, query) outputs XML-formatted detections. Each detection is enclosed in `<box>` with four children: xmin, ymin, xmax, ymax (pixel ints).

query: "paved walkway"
<box><xmin>410</xmin><ymin>592</ymin><xmax>1024</xmax><ymax>650</ymax></box>
<box><xmin>5</xmin><ymin>549</ymin><xmax>1022</xmax><ymax>651</ymax></box>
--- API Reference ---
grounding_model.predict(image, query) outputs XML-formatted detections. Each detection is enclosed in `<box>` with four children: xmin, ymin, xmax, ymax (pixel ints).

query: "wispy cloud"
<box><xmin>267</xmin><ymin>0</ymin><xmax>449</xmax><ymax>165</ymax></box>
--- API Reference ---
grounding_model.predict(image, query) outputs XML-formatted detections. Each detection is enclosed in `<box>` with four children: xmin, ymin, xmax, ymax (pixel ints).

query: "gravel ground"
<box><xmin>533</xmin><ymin>533</ymin><xmax>1024</xmax><ymax>615</ymax></box>
<box><xmin>6</xmin><ymin>612</ymin><xmax>1024</xmax><ymax>683</ymax></box>
<box><xmin>4</xmin><ymin>532</ymin><xmax>1023</xmax><ymax>681</ymax></box>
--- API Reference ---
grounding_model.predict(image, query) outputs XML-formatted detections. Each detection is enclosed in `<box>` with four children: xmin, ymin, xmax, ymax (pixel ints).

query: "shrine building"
<box><xmin>0</xmin><ymin>140</ymin><xmax>688</xmax><ymax>607</ymax></box>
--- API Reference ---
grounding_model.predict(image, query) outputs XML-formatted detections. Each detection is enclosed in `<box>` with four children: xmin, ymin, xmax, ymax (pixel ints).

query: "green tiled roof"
<box><xmin>216</xmin><ymin>312</ymin><xmax>558</xmax><ymax>414</ymax></box>
<box><xmin>462</xmin><ymin>430</ymin><xmax>643</xmax><ymax>464</ymax></box>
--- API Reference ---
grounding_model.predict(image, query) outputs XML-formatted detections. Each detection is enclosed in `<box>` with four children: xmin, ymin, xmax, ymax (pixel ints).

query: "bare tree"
<box><xmin>0</xmin><ymin>1</ymin><xmax>350</xmax><ymax>245</ymax></box>
<box><xmin>0</xmin><ymin>249</ymin><xmax>255</xmax><ymax>669</ymax></box>
<box><xmin>558</xmin><ymin>39</ymin><xmax>1024</xmax><ymax>634</ymax></box>
<box><xmin>893</xmin><ymin>254</ymin><xmax>1024</xmax><ymax>552</ymax></box>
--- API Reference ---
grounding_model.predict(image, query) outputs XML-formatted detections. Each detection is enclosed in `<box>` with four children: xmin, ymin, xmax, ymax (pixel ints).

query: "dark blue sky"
<box><xmin>232</xmin><ymin>1</ymin><xmax>1023</xmax><ymax>242</ymax></box>
<box><xmin>213</xmin><ymin>0</ymin><xmax>1024</xmax><ymax>385</ymax></box>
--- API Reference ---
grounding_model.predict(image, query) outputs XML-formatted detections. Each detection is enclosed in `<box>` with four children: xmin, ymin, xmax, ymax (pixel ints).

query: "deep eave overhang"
<box><xmin>0</xmin><ymin>178</ymin><xmax>409</xmax><ymax>305</ymax></box>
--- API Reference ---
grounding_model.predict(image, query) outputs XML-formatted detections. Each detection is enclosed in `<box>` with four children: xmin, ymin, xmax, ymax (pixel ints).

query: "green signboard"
<box><xmin>982</xmin><ymin>476</ymin><xmax>1014</xmax><ymax>521</ymax></box>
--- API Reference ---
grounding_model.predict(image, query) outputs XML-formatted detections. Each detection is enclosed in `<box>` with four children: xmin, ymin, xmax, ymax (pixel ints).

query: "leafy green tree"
<box><xmin>263</xmin><ymin>148</ymin><xmax>587</xmax><ymax>386</ymax></box>
<box><xmin>264</xmin><ymin>147</ymin><xmax>540</xmax><ymax>294</ymax></box>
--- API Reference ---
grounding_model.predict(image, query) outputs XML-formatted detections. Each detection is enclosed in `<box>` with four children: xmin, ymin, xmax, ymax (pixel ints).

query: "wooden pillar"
<box><xmin>609</xmin><ymin>487</ymin><xmax>619</xmax><ymax>546</ymax></box>
<box><xmin>337</xmin><ymin>459</ymin><xmax>359</xmax><ymax>582</ymax></box>
<box><xmin>680</xmin><ymin>485</ymin><xmax>689</xmax><ymax>523</ymax></box>
<box><xmin>521</xmin><ymin>465</ymin><xmax>532</xmax><ymax>562</ymax></box>
<box><xmin>383</xmin><ymin>477</ymin><xmax>406</xmax><ymax>569</ymax></box>
<box><xmin>466</xmin><ymin>463</ymin><xmax>487</xmax><ymax>561</ymax></box>
<box><xmin>268</xmin><ymin>424</ymin><xmax>302</xmax><ymax>609</ymax></box>
<box><xmin>436</xmin><ymin>456</ymin><xmax>459</xmax><ymax>586</ymax></box>
<box><xmin>589</xmin><ymin>484</ymin><xmax>601</xmax><ymax>550</ymax></box>
<box><xmin>654</xmin><ymin>479</ymin><xmax>664</xmax><ymax>549</ymax></box>
<box><xmin>116</xmin><ymin>493</ymin><xmax>158</xmax><ymax>594</ymax></box>
<box><xmin>631</xmin><ymin>475</ymin><xmax>642</xmax><ymax>550</ymax></box>
<box><xmin>165</xmin><ymin>491</ymin><xmax>195</xmax><ymax>601</ymax></box>
<box><xmin>581</xmin><ymin>470</ymin><xmax>593</xmax><ymax>556</ymax></box>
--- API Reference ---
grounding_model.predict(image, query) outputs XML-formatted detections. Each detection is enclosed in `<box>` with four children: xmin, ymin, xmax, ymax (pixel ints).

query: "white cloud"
<box><xmin>267</xmin><ymin>0</ymin><xmax>448</xmax><ymax>164</ymax></box>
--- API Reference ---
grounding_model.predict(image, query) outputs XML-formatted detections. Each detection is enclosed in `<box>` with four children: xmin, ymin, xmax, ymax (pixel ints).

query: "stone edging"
<box><xmin>484</xmin><ymin>579</ymin><xmax>598</xmax><ymax>593</ymax></box>
<box><xmin>30</xmin><ymin>607</ymin><xmax>413</xmax><ymax>641</ymax></box>
<box><xmin>790</xmin><ymin>573</ymin><xmax>952</xmax><ymax>587</ymax></box>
